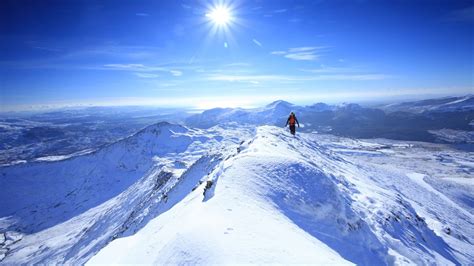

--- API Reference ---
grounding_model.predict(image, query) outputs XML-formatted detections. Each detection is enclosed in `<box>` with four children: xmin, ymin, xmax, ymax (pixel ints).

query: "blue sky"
<box><xmin>0</xmin><ymin>0</ymin><xmax>473</xmax><ymax>110</ymax></box>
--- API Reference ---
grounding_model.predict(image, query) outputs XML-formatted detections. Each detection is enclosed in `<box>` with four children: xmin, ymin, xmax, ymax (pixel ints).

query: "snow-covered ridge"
<box><xmin>381</xmin><ymin>95</ymin><xmax>474</xmax><ymax>114</ymax></box>
<box><xmin>1</xmin><ymin>124</ymin><xmax>473</xmax><ymax>264</ymax></box>
<box><xmin>0</xmin><ymin>122</ymin><xmax>253</xmax><ymax>263</ymax></box>
<box><xmin>0</xmin><ymin>122</ymin><xmax>184</xmax><ymax>167</ymax></box>
<box><xmin>90</xmin><ymin>126</ymin><xmax>473</xmax><ymax>265</ymax></box>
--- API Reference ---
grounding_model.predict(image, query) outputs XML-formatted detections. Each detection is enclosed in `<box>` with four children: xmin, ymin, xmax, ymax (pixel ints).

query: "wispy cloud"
<box><xmin>208</xmin><ymin>74</ymin><xmax>291</xmax><ymax>82</ymax></box>
<box><xmin>270</xmin><ymin>51</ymin><xmax>287</xmax><ymax>55</ymax></box>
<box><xmin>103</xmin><ymin>63</ymin><xmax>185</xmax><ymax>78</ymax></box>
<box><xmin>313</xmin><ymin>74</ymin><xmax>390</xmax><ymax>81</ymax></box>
<box><xmin>103</xmin><ymin>63</ymin><xmax>166</xmax><ymax>72</ymax></box>
<box><xmin>252</xmin><ymin>39</ymin><xmax>263</xmax><ymax>47</ymax></box>
<box><xmin>0</xmin><ymin>56</ymin><xmax>198</xmax><ymax>75</ymax></box>
<box><xmin>158</xmin><ymin>83</ymin><xmax>178</xmax><ymax>87</ymax></box>
<box><xmin>285</xmin><ymin>53</ymin><xmax>319</xmax><ymax>61</ymax></box>
<box><xmin>224</xmin><ymin>62</ymin><xmax>252</xmax><ymax>67</ymax></box>
<box><xmin>134</xmin><ymin>73</ymin><xmax>159</xmax><ymax>78</ymax></box>
<box><xmin>25</xmin><ymin>41</ymin><xmax>62</xmax><ymax>52</ymax></box>
<box><xmin>63</xmin><ymin>45</ymin><xmax>160</xmax><ymax>60</ymax></box>
<box><xmin>170</xmin><ymin>70</ymin><xmax>183</xmax><ymax>76</ymax></box>
<box><xmin>207</xmin><ymin>73</ymin><xmax>390</xmax><ymax>83</ymax></box>
<box><xmin>273</xmin><ymin>9</ymin><xmax>287</xmax><ymax>13</ymax></box>
<box><xmin>288</xmin><ymin>46</ymin><xmax>323</xmax><ymax>52</ymax></box>
<box><xmin>300</xmin><ymin>65</ymin><xmax>359</xmax><ymax>74</ymax></box>
<box><xmin>136</xmin><ymin>13</ymin><xmax>150</xmax><ymax>17</ymax></box>
<box><xmin>299</xmin><ymin>65</ymin><xmax>391</xmax><ymax>80</ymax></box>
<box><xmin>271</xmin><ymin>46</ymin><xmax>329</xmax><ymax>61</ymax></box>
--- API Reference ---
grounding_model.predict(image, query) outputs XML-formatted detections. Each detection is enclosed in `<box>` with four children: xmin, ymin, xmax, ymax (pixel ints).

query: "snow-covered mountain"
<box><xmin>185</xmin><ymin>100</ymin><xmax>300</xmax><ymax>129</ymax></box>
<box><xmin>0</xmin><ymin>122</ymin><xmax>254</xmax><ymax>263</ymax></box>
<box><xmin>0</xmin><ymin>106</ymin><xmax>191</xmax><ymax>165</ymax></box>
<box><xmin>1</xmin><ymin>123</ymin><xmax>473</xmax><ymax>264</ymax></box>
<box><xmin>2</xmin><ymin>95</ymin><xmax>472</xmax><ymax>167</ymax></box>
<box><xmin>185</xmin><ymin>96</ymin><xmax>474</xmax><ymax>143</ymax></box>
<box><xmin>380</xmin><ymin>95</ymin><xmax>474</xmax><ymax>114</ymax></box>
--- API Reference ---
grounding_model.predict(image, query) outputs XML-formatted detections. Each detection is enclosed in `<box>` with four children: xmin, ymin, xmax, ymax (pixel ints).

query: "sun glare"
<box><xmin>206</xmin><ymin>5</ymin><xmax>232</xmax><ymax>26</ymax></box>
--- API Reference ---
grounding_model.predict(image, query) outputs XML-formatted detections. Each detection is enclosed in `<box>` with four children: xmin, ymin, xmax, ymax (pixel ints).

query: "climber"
<box><xmin>285</xmin><ymin>112</ymin><xmax>300</xmax><ymax>136</ymax></box>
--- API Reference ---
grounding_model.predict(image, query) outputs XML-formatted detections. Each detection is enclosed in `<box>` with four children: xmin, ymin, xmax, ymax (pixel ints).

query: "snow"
<box><xmin>406</xmin><ymin>173</ymin><xmax>471</xmax><ymax>218</ymax></box>
<box><xmin>0</xmin><ymin>122</ymin><xmax>253</xmax><ymax>264</ymax></box>
<box><xmin>1</xmin><ymin>123</ymin><xmax>473</xmax><ymax>264</ymax></box>
<box><xmin>185</xmin><ymin>100</ymin><xmax>301</xmax><ymax>129</ymax></box>
<box><xmin>33</xmin><ymin>148</ymin><xmax>95</xmax><ymax>162</ymax></box>
<box><xmin>90</xmin><ymin>126</ymin><xmax>472</xmax><ymax>265</ymax></box>
<box><xmin>381</xmin><ymin>95</ymin><xmax>474</xmax><ymax>113</ymax></box>
<box><xmin>429</xmin><ymin>129</ymin><xmax>474</xmax><ymax>143</ymax></box>
<box><xmin>89</xmin><ymin>127</ymin><xmax>356</xmax><ymax>264</ymax></box>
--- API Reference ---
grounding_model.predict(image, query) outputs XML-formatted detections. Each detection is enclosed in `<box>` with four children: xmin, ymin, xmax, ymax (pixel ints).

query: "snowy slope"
<box><xmin>381</xmin><ymin>95</ymin><xmax>474</xmax><ymax>113</ymax></box>
<box><xmin>429</xmin><ymin>129</ymin><xmax>474</xmax><ymax>144</ymax></box>
<box><xmin>0</xmin><ymin>107</ymin><xmax>190</xmax><ymax>165</ymax></box>
<box><xmin>88</xmin><ymin>126</ymin><xmax>473</xmax><ymax>265</ymax></box>
<box><xmin>0</xmin><ymin>122</ymin><xmax>254</xmax><ymax>263</ymax></box>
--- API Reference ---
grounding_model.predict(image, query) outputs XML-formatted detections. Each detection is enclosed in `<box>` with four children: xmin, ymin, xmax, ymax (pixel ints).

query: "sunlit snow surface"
<box><xmin>1</xmin><ymin>123</ymin><xmax>473</xmax><ymax>264</ymax></box>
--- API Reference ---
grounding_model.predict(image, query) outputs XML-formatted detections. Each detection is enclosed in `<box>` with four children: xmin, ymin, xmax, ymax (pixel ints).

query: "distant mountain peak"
<box><xmin>138</xmin><ymin>122</ymin><xmax>188</xmax><ymax>135</ymax></box>
<box><xmin>308</xmin><ymin>102</ymin><xmax>332</xmax><ymax>111</ymax></box>
<box><xmin>338</xmin><ymin>103</ymin><xmax>362</xmax><ymax>110</ymax></box>
<box><xmin>265</xmin><ymin>100</ymin><xmax>294</xmax><ymax>109</ymax></box>
<box><xmin>380</xmin><ymin>94</ymin><xmax>474</xmax><ymax>113</ymax></box>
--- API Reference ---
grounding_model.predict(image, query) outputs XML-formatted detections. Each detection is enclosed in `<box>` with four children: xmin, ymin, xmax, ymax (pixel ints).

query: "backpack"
<box><xmin>289</xmin><ymin>115</ymin><xmax>296</xmax><ymax>125</ymax></box>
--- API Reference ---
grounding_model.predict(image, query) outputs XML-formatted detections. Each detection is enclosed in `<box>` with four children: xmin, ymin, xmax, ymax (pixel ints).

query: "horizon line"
<box><xmin>1</xmin><ymin>92</ymin><xmax>472</xmax><ymax>114</ymax></box>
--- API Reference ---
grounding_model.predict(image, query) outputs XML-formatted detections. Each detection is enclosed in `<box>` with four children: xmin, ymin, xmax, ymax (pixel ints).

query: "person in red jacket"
<box><xmin>285</xmin><ymin>112</ymin><xmax>300</xmax><ymax>136</ymax></box>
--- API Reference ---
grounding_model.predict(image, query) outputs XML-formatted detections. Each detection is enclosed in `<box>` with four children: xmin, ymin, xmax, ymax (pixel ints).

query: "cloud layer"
<box><xmin>271</xmin><ymin>46</ymin><xmax>329</xmax><ymax>61</ymax></box>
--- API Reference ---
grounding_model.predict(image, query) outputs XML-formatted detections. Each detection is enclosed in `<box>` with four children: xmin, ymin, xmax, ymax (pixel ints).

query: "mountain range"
<box><xmin>0</xmin><ymin>95</ymin><xmax>473</xmax><ymax>264</ymax></box>
<box><xmin>186</xmin><ymin>95</ymin><xmax>474</xmax><ymax>143</ymax></box>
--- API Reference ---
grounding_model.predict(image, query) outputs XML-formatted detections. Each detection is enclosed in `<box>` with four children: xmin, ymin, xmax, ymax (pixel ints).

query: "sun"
<box><xmin>203</xmin><ymin>3</ymin><xmax>238</xmax><ymax>46</ymax></box>
<box><xmin>206</xmin><ymin>5</ymin><xmax>232</xmax><ymax>26</ymax></box>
